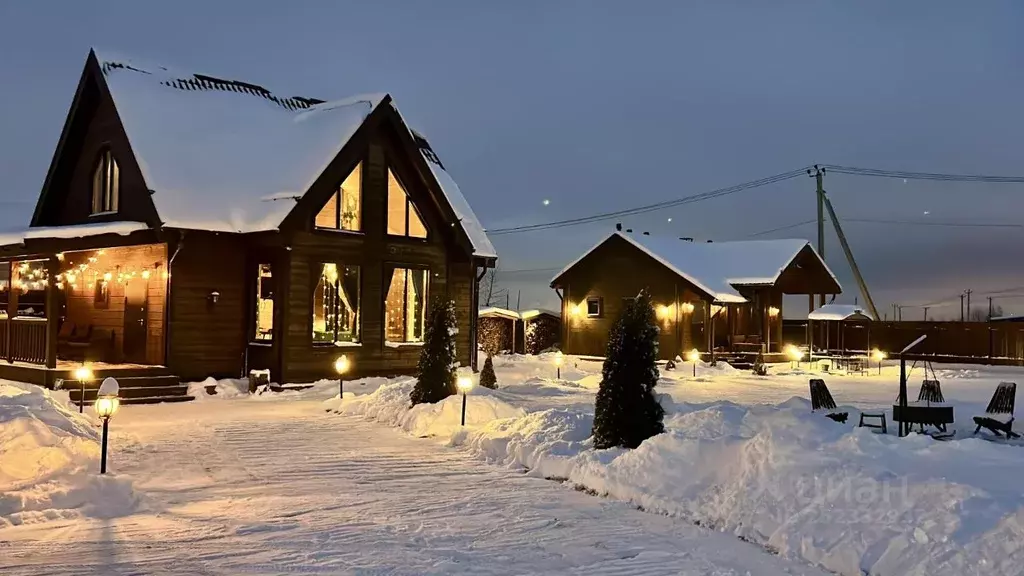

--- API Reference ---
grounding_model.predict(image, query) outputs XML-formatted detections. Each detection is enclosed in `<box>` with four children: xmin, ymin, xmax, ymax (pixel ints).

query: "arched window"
<box><xmin>91</xmin><ymin>149</ymin><xmax>119</xmax><ymax>214</ymax></box>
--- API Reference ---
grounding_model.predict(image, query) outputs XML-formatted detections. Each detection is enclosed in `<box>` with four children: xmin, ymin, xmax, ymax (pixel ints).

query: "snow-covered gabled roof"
<box><xmin>478</xmin><ymin>307</ymin><xmax>520</xmax><ymax>320</ymax></box>
<box><xmin>551</xmin><ymin>232</ymin><xmax>838</xmax><ymax>303</ymax></box>
<box><xmin>89</xmin><ymin>50</ymin><xmax>496</xmax><ymax>259</ymax></box>
<box><xmin>808</xmin><ymin>304</ymin><xmax>873</xmax><ymax>321</ymax></box>
<box><xmin>519</xmin><ymin>308</ymin><xmax>559</xmax><ymax>320</ymax></box>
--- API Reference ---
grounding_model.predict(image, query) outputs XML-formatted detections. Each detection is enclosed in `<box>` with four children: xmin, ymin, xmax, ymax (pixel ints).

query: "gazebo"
<box><xmin>807</xmin><ymin>304</ymin><xmax>873</xmax><ymax>361</ymax></box>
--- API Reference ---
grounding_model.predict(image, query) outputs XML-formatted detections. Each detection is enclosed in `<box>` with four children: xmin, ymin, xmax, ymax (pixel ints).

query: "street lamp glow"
<box><xmin>785</xmin><ymin>344</ymin><xmax>803</xmax><ymax>361</ymax></box>
<box><xmin>334</xmin><ymin>355</ymin><xmax>351</xmax><ymax>375</ymax></box>
<box><xmin>74</xmin><ymin>366</ymin><xmax>93</xmax><ymax>382</ymax></box>
<box><xmin>685</xmin><ymin>349</ymin><xmax>701</xmax><ymax>363</ymax></box>
<box><xmin>94</xmin><ymin>396</ymin><xmax>120</xmax><ymax>419</ymax></box>
<box><xmin>457</xmin><ymin>376</ymin><xmax>474</xmax><ymax>394</ymax></box>
<box><xmin>871</xmin><ymin>349</ymin><xmax>886</xmax><ymax>362</ymax></box>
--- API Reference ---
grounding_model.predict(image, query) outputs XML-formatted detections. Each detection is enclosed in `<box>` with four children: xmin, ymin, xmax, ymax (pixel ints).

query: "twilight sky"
<box><xmin>1</xmin><ymin>1</ymin><xmax>1023</xmax><ymax>318</ymax></box>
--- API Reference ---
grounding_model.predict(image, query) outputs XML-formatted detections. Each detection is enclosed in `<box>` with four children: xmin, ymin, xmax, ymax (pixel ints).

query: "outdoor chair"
<box><xmin>809</xmin><ymin>379</ymin><xmax>848</xmax><ymax>423</ymax></box>
<box><xmin>918</xmin><ymin>379</ymin><xmax>945</xmax><ymax>404</ymax></box>
<box><xmin>973</xmin><ymin>382</ymin><xmax>1018</xmax><ymax>439</ymax></box>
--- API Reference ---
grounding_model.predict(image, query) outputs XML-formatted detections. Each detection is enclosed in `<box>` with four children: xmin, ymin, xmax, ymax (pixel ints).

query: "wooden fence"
<box><xmin>783</xmin><ymin>320</ymin><xmax>1024</xmax><ymax>365</ymax></box>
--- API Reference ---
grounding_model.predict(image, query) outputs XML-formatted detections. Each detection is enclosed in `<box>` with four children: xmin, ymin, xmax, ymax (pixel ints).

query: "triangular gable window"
<box><xmin>315</xmin><ymin>162</ymin><xmax>362</xmax><ymax>231</ymax></box>
<box><xmin>387</xmin><ymin>168</ymin><xmax>427</xmax><ymax>239</ymax></box>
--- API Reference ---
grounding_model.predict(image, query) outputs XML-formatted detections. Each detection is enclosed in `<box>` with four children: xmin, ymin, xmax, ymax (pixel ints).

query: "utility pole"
<box><xmin>892</xmin><ymin>303</ymin><xmax>897</xmax><ymax>322</ymax></box>
<box><xmin>988</xmin><ymin>296</ymin><xmax>994</xmax><ymax>321</ymax></box>
<box><xmin>811</xmin><ymin>166</ymin><xmax>826</xmax><ymax>309</ymax></box>
<box><xmin>923</xmin><ymin>306</ymin><xmax>929</xmax><ymax>321</ymax></box>
<box><xmin>960</xmin><ymin>293</ymin><xmax>965</xmax><ymax>322</ymax></box>
<box><xmin>965</xmin><ymin>289</ymin><xmax>973</xmax><ymax>321</ymax></box>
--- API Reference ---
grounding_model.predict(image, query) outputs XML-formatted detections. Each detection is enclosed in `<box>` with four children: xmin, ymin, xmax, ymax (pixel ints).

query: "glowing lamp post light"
<box><xmin>785</xmin><ymin>344</ymin><xmax>804</xmax><ymax>368</ymax></box>
<box><xmin>871</xmin><ymin>348</ymin><xmax>886</xmax><ymax>375</ymax></box>
<box><xmin>686</xmin><ymin>348</ymin><xmax>701</xmax><ymax>377</ymax></box>
<box><xmin>334</xmin><ymin>355</ymin><xmax>351</xmax><ymax>399</ymax></box>
<box><xmin>74</xmin><ymin>365</ymin><xmax>93</xmax><ymax>413</ymax></box>
<box><xmin>554</xmin><ymin>352</ymin><xmax>564</xmax><ymax>379</ymax></box>
<box><xmin>767</xmin><ymin>306</ymin><xmax>780</xmax><ymax>352</ymax></box>
<box><xmin>456</xmin><ymin>376</ymin><xmax>474</xmax><ymax>426</ymax></box>
<box><xmin>94</xmin><ymin>378</ymin><xmax>120</xmax><ymax>474</ymax></box>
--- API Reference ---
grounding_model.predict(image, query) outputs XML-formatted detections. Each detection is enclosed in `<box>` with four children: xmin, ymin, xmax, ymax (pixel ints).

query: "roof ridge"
<box><xmin>98</xmin><ymin>53</ymin><xmax>326</xmax><ymax>112</ymax></box>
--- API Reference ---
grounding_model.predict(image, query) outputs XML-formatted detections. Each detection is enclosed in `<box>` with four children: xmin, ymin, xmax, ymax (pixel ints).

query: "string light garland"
<box><xmin>8</xmin><ymin>250</ymin><xmax>163</xmax><ymax>294</ymax></box>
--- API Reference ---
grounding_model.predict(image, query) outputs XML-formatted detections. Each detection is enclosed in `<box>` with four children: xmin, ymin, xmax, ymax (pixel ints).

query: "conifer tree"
<box><xmin>591</xmin><ymin>290</ymin><xmax>665</xmax><ymax>449</ymax></box>
<box><xmin>410</xmin><ymin>298</ymin><xmax>458</xmax><ymax>406</ymax></box>
<box><xmin>480</xmin><ymin>355</ymin><xmax>498</xmax><ymax>389</ymax></box>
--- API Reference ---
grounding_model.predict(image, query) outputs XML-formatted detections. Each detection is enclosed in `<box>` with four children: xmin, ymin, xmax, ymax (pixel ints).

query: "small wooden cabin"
<box><xmin>550</xmin><ymin>231</ymin><xmax>839</xmax><ymax>361</ymax></box>
<box><xmin>0</xmin><ymin>50</ymin><xmax>496</xmax><ymax>393</ymax></box>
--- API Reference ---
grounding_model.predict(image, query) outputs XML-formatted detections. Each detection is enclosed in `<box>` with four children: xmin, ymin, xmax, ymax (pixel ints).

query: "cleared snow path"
<box><xmin>2</xmin><ymin>400</ymin><xmax>828</xmax><ymax>575</ymax></box>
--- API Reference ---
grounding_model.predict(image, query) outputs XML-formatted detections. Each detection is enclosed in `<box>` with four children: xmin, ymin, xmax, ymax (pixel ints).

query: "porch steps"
<box><xmin>64</xmin><ymin>375</ymin><xmax>194</xmax><ymax>405</ymax></box>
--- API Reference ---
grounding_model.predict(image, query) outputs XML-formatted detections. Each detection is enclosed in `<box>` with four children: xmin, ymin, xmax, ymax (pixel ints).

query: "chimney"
<box><xmin>615</xmin><ymin>223</ymin><xmax>622</xmax><ymax>231</ymax></box>
<box><xmin>642</xmin><ymin>231</ymin><xmax>650</xmax><ymax>236</ymax></box>
<box><xmin>680</xmin><ymin>237</ymin><xmax>693</xmax><ymax>242</ymax></box>
<box><xmin>626</xmin><ymin>228</ymin><xmax>633</xmax><ymax>233</ymax></box>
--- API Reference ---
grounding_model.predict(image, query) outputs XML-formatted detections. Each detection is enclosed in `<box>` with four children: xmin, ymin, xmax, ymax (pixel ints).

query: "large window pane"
<box><xmin>312</xmin><ymin>263</ymin><xmax>360</xmax><ymax>343</ymax></box>
<box><xmin>254</xmin><ymin>263</ymin><xmax>273</xmax><ymax>341</ymax></box>
<box><xmin>385</xmin><ymin>267</ymin><xmax>428</xmax><ymax>343</ymax></box>
<box><xmin>315</xmin><ymin>162</ymin><xmax>362</xmax><ymax>232</ymax></box>
<box><xmin>386</xmin><ymin>169</ymin><xmax>428</xmax><ymax>239</ymax></box>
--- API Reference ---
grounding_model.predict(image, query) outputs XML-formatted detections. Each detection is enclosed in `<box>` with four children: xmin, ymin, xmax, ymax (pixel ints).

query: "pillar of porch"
<box><xmin>44</xmin><ymin>256</ymin><xmax>60</xmax><ymax>369</ymax></box>
<box><xmin>5</xmin><ymin>261</ymin><xmax>14</xmax><ymax>364</ymax></box>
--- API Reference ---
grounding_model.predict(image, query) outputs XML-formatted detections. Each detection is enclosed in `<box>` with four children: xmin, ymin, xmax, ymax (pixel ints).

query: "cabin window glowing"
<box><xmin>91</xmin><ymin>149</ymin><xmax>119</xmax><ymax>214</ymax></box>
<box><xmin>387</xmin><ymin>169</ymin><xmax>427</xmax><ymax>239</ymax></box>
<box><xmin>384</xmin><ymin>267</ymin><xmax>428</xmax><ymax>343</ymax></box>
<box><xmin>312</xmin><ymin>263</ymin><xmax>361</xmax><ymax>344</ymax></box>
<box><xmin>254</xmin><ymin>264</ymin><xmax>274</xmax><ymax>341</ymax></box>
<box><xmin>315</xmin><ymin>162</ymin><xmax>362</xmax><ymax>232</ymax></box>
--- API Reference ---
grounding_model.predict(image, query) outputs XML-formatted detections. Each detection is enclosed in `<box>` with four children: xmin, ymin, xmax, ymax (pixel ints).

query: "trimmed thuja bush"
<box><xmin>480</xmin><ymin>355</ymin><xmax>498</xmax><ymax>389</ymax></box>
<box><xmin>592</xmin><ymin>290</ymin><xmax>665</xmax><ymax>449</ymax></box>
<box><xmin>410</xmin><ymin>298</ymin><xmax>458</xmax><ymax>406</ymax></box>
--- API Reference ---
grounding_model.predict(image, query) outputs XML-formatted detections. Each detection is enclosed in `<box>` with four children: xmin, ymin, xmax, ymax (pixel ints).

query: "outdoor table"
<box><xmin>892</xmin><ymin>402</ymin><xmax>954</xmax><ymax>433</ymax></box>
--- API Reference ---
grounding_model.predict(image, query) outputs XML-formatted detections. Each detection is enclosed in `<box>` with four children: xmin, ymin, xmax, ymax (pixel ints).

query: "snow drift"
<box><xmin>0</xmin><ymin>382</ymin><xmax>138</xmax><ymax>526</ymax></box>
<box><xmin>329</xmin><ymin>359</ymin><xmax>1024</xmax><ymax>576</ymax></box>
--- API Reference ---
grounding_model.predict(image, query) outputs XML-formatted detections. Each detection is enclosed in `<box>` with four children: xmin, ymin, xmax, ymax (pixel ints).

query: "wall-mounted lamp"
<box><xmin>208</xmin><ymin>291</ymin><xmax>220</xmax><ymax>305</ymax></box>
<box><xmin>680</xmin><ymin>302</ymin><xmax>695</xmax><ymax>315</ymax></box>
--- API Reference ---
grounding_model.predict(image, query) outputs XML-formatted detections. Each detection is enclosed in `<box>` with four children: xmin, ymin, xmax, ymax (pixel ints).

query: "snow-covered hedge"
<box><xmin>0</xmin><ymin>383</ymin><xmax>138</xmax><ymax>526</ymax></box>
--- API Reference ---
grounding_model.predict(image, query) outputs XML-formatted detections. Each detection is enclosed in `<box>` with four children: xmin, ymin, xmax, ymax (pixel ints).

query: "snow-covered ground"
<box><xmin>3</xmin><ymin>355</ymin><xmax>1023</xmax><ymax>575</ymax></box>
<box><xmin>2</xmin><ymin>376</ymin><xmax>828</xmax><ymax>576</ymax></box>
<box><xmin>335</xmin><ymin>354</ymin><xmax>1024</xmax><ymax>576</ymax></box>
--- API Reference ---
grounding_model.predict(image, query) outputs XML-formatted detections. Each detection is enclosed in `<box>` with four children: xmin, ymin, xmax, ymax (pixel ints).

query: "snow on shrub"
<box><xmin>0</xmin><ymin>383</ymin><xmax>139</xmax><ymax>526</ymax></box>
<box><xmin>330</xmin><ymin>378</ymin><xmax>526</xmax><ymax>438</ymax></box>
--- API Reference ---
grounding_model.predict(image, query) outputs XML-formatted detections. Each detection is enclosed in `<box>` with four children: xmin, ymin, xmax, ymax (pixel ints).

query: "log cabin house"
<box><xmin>550</xmin><ymin>231</ymin><xmax>839</xmax><ymax>363</ymax></box>
<box><xmin>0</xmin><ymin>50</ymin><xmax>496</xmax><ymax>400</ymax></box>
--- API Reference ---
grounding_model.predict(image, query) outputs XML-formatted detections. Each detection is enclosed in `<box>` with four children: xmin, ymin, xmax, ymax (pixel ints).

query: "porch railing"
<box><xmin>2</xmin><ymin>317</ymin><xmax>47</xmax><ymax>364</ymax></box>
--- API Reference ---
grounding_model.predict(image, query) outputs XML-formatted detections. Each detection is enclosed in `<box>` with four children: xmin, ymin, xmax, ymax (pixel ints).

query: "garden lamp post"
<box><xmin>335</xmin><ymin>355</ymin><xmax>351</xmax><ymax>399</ymax></box>
<box><xmin>785</xmin><ymin>344</ymin><xmax>803</xmax><ymax>368</ymax></box>
<box><xmin>767</xmin><ymin>306</ymin><xmax>780</xmax><ymax>352</ymax></box>
<box><xmin>457</xmin><ymin>376</ymin><xmax>474</xmax><ymax>426</ymax></box>
<box><xmin>74</xmin><ymin>365</ymin><xmax>93</xmax><ymax>413</ymax></box>
<box><xmin>686</xmin><ymin>348</ymin><xmax>700</xmax><ymax>377</ymax></box>
<box><xmin>94</xmin><ymin>378</ymin><xmax>120</xmax><ymax>474</ymax></box>
<box><xmin>871</xmin><ymin>349</ymin><xmax>886</xmax><ymax>375</ymax></box>
<box><xmin>554</xmin><ymin>352</ymin><xmax>564</xmax><ymax>379</ymax></box>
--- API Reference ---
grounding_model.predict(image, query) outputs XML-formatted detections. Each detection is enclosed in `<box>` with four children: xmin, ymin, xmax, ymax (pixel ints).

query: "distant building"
<box><xmin>550</xmin><ymin>232</ymin><xmax>839</xmax><ymax>359</ymax></box>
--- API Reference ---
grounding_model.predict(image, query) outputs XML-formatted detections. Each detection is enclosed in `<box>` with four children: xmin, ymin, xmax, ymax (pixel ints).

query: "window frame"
<box><xmin>383</xmin><ymin>264</ymin><xmax>430</xmax><ymax>345</ymax></box>
<box><xmin>311</xmin><ymin>262</ymin><xmax>362</xmax><ymax>346</ymax></box>
<box><xmin>90</xmin><ymin>148</ymin><xmax>120</xmax><ymax>216</ymax></box>
<box><xmin>314</xmin><ymin>161</ymin><xmax>364</xmax><ymax>234</ymax></box>
<box><xmin>252</xmin><ymin>262</ymin><xmax>274</xmax><ymax>343</ymax></box>
<box><xmin>386</xmin><ymin>168</ymin><xmax>428</xmax><ymax>240</ymax></box>
<box><xmin>586</xmin><ymin>296</ymin><xmax>603</xmax><ymax>318</ymax></box>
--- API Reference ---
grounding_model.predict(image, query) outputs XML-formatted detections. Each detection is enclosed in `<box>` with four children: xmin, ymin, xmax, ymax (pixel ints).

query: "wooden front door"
<box><xmin>123</xmin><ymin>280</ymin><xmax>148</xmax><ymax>363</ymax></box>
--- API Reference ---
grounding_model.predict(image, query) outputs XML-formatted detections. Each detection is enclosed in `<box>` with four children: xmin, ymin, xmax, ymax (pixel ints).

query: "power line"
<box><xmin>846</xmin><ymin>218</ymin><xmax>1024</xmax><ymax>229</ymax></box>
<box><xmin>746</xmin><ymin>219</ymin><xmax>816</xmax><ymax>237</ymax></box>
<box><xmin>821</xmin><ymin>164</ymin><xmax>1024</xmax><ymax>183</ymax></box>
<box><xmin>487</xmin><ymin>168</ymin><xmax>808</xmax><ymax>235</ymax></box>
